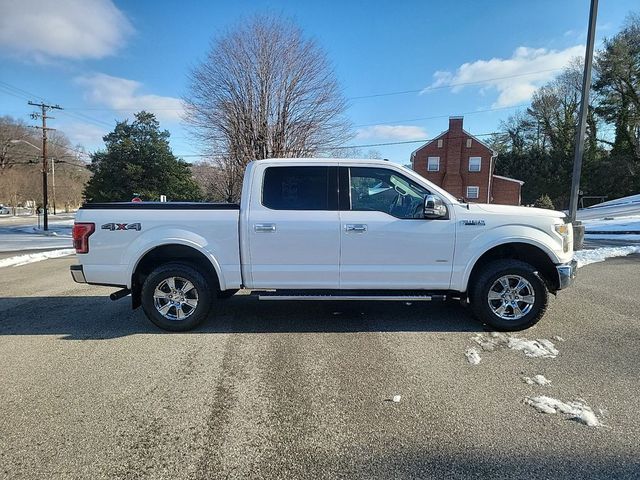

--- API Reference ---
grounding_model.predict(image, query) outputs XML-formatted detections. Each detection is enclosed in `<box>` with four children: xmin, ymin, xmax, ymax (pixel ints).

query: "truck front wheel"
<box><xmin>470</xmin><ymin>259</ymin><xmax>549</xmax><ymax>331</ymax></box>
<box><xmin>141</xmin><ymin>262</ymin><xmax>214</xmax><ymax>331</ymax></box>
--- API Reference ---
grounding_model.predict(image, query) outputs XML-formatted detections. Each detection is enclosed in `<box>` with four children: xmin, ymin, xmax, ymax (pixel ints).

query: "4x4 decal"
<box><xmin>101</xmin><ymin>222</ymin><xmax>142</xmax><ymax>231</ymax></box>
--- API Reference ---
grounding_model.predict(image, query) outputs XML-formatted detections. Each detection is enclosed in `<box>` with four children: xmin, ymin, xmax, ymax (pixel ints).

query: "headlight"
<box><xmin>554</xmin><ymin>223</ymin><xmax>572</xmax><ymax>253</ymax></box>
<box><xmin>554</xmin><ymin>224</ymin><xmax>570</xmax><ymax>236</ymax></box>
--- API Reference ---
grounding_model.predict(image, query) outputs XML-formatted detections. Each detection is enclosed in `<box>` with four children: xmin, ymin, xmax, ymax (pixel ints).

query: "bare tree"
<box><xmin>191</xmin><ymin>158</ymin><xmax>243</xmax><ymax>203</ymax></box>
<box><xmin>0</xmin><ymin>116</ymin><xmax>91</xmax><ymax>211</ymax></box>
<box><xmin>184</xmin><ymin>15</ymin><xmax>352</xmax><ymax>201</ymax></box>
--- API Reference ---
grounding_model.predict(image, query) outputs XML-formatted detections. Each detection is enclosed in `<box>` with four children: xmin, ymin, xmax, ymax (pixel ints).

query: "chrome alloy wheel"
<box><xmin>487</xmin><ymin>275</ymin><xmax>535</xmax><ymax>320</ymax></box>
<box><xmin>153</xmin><ymin>276</ymin><xmax>199</xmax><ymax>321</ymax></box>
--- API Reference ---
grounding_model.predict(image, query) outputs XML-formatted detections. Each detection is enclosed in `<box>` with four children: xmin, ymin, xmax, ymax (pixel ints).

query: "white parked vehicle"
<box><xmin>71</xmin><ymin>158</ymin><xmax>576</xmax><ymax>331</ymax></box>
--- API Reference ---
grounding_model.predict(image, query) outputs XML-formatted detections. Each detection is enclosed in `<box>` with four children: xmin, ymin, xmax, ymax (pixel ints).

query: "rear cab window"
<box><xmin>262</xmin><ymin>166</ymin><xmax>338</xmax><ymax>210</ymax></box>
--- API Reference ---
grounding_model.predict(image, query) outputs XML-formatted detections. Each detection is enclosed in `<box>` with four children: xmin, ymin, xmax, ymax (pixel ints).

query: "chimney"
<box><xmin>442</xmin><ymin>116</ymin><xmax>464</xmax><ymax>197</ymax></box>
<box><xmin>449</xmin><ymin>116</ymin><xmax>463</xmax><ymax>133</ymax></box>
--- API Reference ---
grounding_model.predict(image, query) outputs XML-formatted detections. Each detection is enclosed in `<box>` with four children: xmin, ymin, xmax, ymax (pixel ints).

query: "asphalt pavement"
<box><xmin>0</xmin><ymin>255</ymin><xmax>639</xmax><ymax>479</ymax></box>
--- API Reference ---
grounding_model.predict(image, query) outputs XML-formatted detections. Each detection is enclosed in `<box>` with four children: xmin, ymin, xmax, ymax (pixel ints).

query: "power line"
<box><xmin>170</xmin><ymin>133</ymin><xmax>499</xmax><ymax>158</ymax></box>
<box><xmin>0</xmin><ymin>80</ymin><xmax>113</xmax><ymax>129</ymax></box>
<box><xmin>354</xmin><ymin>104</ymin><xmax>528</xmax><ymax>128</ymax></box>
<box><xmin>348</xmin><ymin>68</ymin><xmax>564</xmax><ymax>100</ymax></box>
<box><xmin>2</xmin><ymin>66</ymin><xmax>565</xmax><ymax>116</ymax></box>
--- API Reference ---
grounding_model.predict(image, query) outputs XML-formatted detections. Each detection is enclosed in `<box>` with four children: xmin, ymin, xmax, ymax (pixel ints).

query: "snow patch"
<box><xmin>522</xmin><ymin>374</ymin><xmax>551</xmax><ymax>386</ymax></box>
<box><xmin>574</xmin><ymin>246</ymin><xmax>640</xmax><ymax>267</ymax></box>
<box><xmin>0</xmin><ymin>249</ymin><xmax>75</xmax><ymax>268</ymax></box>
<box><xmin>465</xmin><ymin>348</ymin><xmax>482</xmax><ymax>365</ymax></box>
<box><xmin>508</xmin><ymin>337</ymin><xmax>559</xmax><ymax>358</ymax></box>
<box><xmin>525</xmin><ymin>395</ymin><xmax>602</xmax><ymax>427</ymax></box>
<box><xmin>471</xmin><ymin>332</ymin><xmax>559</xmax><ymax>358</ymax></box>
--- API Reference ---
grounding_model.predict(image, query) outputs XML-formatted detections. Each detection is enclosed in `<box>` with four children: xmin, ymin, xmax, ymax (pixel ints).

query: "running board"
<box><xmin>256</xmin><ymin>291</ymin><xmax>446</xmax><ymax>302</ymax></box>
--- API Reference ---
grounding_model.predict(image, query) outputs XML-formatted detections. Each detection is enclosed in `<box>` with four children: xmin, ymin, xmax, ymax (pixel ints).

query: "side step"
<box><xmin>256</xmin><ymin>290</ymin><xmax>446</xmax><ymax>302</ymax></box>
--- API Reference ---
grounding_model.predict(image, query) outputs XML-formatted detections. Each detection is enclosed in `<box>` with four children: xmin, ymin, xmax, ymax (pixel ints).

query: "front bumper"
<box><xmin>556</xmin><ymin>259</ymin><xmax>578</xmax><ymax>290</ymax></box>
<box><xmin>70</xmin><ymin>264</ymin><xmax>87</xmax><ymax>284</ymax></box>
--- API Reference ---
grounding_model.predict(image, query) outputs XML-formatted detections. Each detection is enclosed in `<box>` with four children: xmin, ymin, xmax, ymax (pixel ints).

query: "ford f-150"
<box><xmin>70</xmin><ymin>158</ymin><xmax>577</xmax><ymax>331</ymax></box>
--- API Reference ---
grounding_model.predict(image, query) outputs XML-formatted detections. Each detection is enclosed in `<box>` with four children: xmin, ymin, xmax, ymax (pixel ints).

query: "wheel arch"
<box><xmin>130</xmin><ymin>243</ymin><xmax>221</xmax><ymax>309</ymax></box>
<box><xmin>465</xmin><ymin>242</ymin><xmax>559</xmax><ymax>295</ymax></box>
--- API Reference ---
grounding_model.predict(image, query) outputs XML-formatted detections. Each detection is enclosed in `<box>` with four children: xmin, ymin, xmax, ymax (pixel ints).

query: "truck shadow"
<box><xmin>0</xmin><ymin>294</ymin><xmax>484</xmax><ymax>340</ymax></box>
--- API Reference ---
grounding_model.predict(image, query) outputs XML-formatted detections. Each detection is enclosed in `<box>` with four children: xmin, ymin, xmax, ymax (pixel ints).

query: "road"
<box><xmin>0</xmin><ymin>214</ymin><xmax>74</xmax><ymax>256</ymax></box>
<box><xmin>1</xmin><ymin>255</ymin><xmax>639</xmax><ymax>479</ymax></box>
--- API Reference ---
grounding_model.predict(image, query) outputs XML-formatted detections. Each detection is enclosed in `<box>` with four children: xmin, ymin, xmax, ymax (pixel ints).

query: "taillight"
<box><xmin>72</xmin><ymin>222</ymin><xmax>95</xmax><ymax>254</ymax></box>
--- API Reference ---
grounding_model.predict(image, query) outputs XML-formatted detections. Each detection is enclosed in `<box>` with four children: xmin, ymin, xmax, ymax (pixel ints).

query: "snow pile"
<box><xmin>583</xmin><ymin>215</ymin><xmax>640</xmax><ymax>233</ymax></box>
<box><xmin>525</xmin><ymin>395</ymin><xmax>602</xmax><ymax>427</ymax></box>
<box><xmin>574</xmin><ymin>246</ymin><xmax>640</xmax><ymax>268</ymax></box>
<box><xmin>507</xmin><ymin>337</ymin><xmax>559</xmax><ymax>358</ymax></box>
<box><xmin>471</xmin><ymin>332</ymin><xmax>559</xmax><ymax>358</ymax></box>
<box><xmin>578</xmin><ymin>194</ymin><xmax>640</xmax><ymax>221</ymax></box>
<box><xmin>522</xmin><ymin>374</ymin><xmax>551</xmax><ymax>386</ymax></box>
<box><xmin>0</xmin><ymin>248</ymin><xmax>75</xmax><ymax>268</ymax></box>
<box><xmin>465</xmin><ymin>348</ymin><xmax>482</xmax><ymax>365</ymax></box>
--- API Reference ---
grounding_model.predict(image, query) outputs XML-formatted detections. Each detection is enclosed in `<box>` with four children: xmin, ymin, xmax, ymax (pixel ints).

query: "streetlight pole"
<box><xmin>569</xmin><ymin>0</ymin><xmax>598</xmax><ymax>223</ymax></box>
<box><xmin>51</xmin><ymin>158</ymin><xmax>56</xmax><ymax>215</ymax></box>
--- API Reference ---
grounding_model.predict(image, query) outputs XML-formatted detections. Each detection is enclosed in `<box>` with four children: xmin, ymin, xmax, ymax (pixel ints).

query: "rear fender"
<box><xmin>124</xmin><ymin>228</ymin><xmax>226</xmax><ymax>290</ymax></box>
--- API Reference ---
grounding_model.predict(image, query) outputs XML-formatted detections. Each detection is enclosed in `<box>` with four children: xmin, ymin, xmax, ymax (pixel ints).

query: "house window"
<box><xmin>469</xmin><ymin>157</ymin><xmax>481</xmax><ymax>172</ymax></box>
<box><xmin>466</xmin><ymin>138</ymin><xmax>472</xmax><ymax>148</ymax></box>
<box><xmin>437</xmin><ymin>139</ymin><xmax>443</xmax><ymax>148</ymax></box>
<box><xmin>427</xmin><ymin>157</ymin><xmax>440</xmax><ymax>172</ymax></box>
<box><xmin>467</xmin><ymin>186</ymin><xmax>479</xmax><ymax>199</ymax></box>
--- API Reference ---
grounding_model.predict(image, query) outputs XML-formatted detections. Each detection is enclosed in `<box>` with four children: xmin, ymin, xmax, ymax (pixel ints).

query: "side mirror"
<box><xmin>424</xmin><ymin>195</ymin><xmax>447</xmax><ymax>219</ymax></box>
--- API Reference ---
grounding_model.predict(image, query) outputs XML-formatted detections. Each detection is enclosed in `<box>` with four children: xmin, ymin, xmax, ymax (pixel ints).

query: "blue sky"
<box><xmin>0</xmin><ymin>0</ymin><xmax>636</xmax><ymax>164</ymax></box>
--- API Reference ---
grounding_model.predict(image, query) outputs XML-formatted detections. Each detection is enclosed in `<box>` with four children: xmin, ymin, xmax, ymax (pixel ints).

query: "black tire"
<box><xmin>141</xmin><ymin>262</ymin><xmax>214</xmax><ymax>331</ymax></box>
<box><xmin>470</xmin><ymin>259</ymin><xmax>548</xmax><ymax>331</ymax></box>
<box><xmin>218</xmin><ymin>289</ymin><xmax>239</xmax><ymax>299</ymax></box>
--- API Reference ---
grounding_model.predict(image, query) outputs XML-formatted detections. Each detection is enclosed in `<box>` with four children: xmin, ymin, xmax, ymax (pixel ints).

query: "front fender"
<box><xmin>124</xmin><ymin>227</ymin><xmax>226</xmax><ymax>290</ymax></box>
<box><xmin>453</xmin><ymin>225</ymin><xmax>563</xmax><ymax>292</ymax></box>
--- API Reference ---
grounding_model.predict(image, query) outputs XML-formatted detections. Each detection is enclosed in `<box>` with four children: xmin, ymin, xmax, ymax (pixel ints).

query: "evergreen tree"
<box><xmin>84</xmin><ymin>112</ymin><xmax>201</xmax><ymax>202</ymax></box>
<box><xmin>534</xmin><ymin>194</ymin><xmax>555</xmax><ymax>210</ymax></box>
<box><xmin>593</xmin><ymin>14</ymin><xmax>640</xmax><ymax>199</ymax></box>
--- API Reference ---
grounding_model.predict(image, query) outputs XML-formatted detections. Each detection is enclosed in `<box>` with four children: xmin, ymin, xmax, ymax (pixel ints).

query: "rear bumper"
<box><xmin>70</xmin><ymin>264</ymin><xmax>87</xmax><ymax>283</ymax></box>
<box><xmin>556</xmin><ymin>259</ymin><xmax>578</xmax><ymax>290</ymax></box>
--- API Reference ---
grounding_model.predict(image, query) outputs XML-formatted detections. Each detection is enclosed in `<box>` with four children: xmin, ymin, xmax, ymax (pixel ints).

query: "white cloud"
<box><xmin>424</xmin><ymin>45</ymin><xmax>585</xmax><ymax>107</ymax></box>
<box><xmin>62</xmin><ymin>122</ymin><xmax>107</xmax><ymax>151</ymax></box>
<box><xmin>356</xmin><ymin>125</ymin><xmax>428</xmax><ymax>141</ymax></box>
<box><xmin>0</xmin><ymin>0</ymin><xmax>133</xmax><ymax>61</ymax></box>
<box><xmin>75</xmin><ymin>74</ymin><xmax>184</xmax><ymax>121</ymax></box>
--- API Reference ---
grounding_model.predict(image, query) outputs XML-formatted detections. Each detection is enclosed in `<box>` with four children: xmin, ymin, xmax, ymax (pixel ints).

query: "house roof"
<box><xmin>492</xmin><ymin>174</ymin><xmax>524</xmax><ymax>185</ymax></box>
<box><xmin>410</xmin><ymin>128</ymin><xmax>497</xmax><ymax>159</ymax></box>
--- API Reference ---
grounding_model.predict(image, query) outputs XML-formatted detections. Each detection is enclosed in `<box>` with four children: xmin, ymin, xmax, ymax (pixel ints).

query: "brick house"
<box><xmin>410</xmin><ymin>117</ymin><xmax>523</xmax><ymax>205</ymax></box>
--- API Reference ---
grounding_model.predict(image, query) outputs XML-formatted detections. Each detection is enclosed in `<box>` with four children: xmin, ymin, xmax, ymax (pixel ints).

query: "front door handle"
<box><xmin>254</xmin><ymin>223</ymin><xmax>276</xmax><ymax>233</ymax></box>
<box><xmin>345</xmin><ymin>224</ymin><xmax>367</xmax><ymax>233</ymax></box>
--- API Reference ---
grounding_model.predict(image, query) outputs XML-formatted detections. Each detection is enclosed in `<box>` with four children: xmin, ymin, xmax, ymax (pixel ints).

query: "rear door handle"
<box><xmin>254</xmin><ymin>223</ymin><xmax>276</xmax><ymax>232</ymax></box>
<box><xmin>345</xmin><ymin>224</ymin><xmax>367</xmax><ymax>233</ymax></box>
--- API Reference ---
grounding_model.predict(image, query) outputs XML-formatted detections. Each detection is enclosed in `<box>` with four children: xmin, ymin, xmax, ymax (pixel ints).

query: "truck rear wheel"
<box><xmin>141</xmin><ymin>262</ymin><xmax>214</xmax><ymax>331</ymax></box>
<box><xmin>470</xmin><ymin>259</ymin><xmax>548</xmax><ymax>331</ymax></box>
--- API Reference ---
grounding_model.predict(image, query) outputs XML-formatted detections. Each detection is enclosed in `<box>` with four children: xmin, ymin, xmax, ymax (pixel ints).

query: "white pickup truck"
<box><xmin>71</xmin><ymin>158</ymin><xmax>576</xmax><ymax>331</ymax></box>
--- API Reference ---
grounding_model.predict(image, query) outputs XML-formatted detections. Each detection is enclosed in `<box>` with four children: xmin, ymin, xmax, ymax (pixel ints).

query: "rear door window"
<box><xmin>262</xmin><ymin>166</ymin><xmax>337</xmax><ymax>210</ymax></box>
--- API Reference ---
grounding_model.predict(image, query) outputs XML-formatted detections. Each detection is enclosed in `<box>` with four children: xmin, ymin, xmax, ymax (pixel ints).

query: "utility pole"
<box><xmin>28</xmin><ymin>101</ymin><xmax>62</xmax><ymax>231</ymax></box>
<box><xmin>51</xmin><ymin>158</ymin><xmax>56</xmax><ymax>215</ymax></box>
<box><xmin>568</xmin><ymin>0</ymin><xmax>598</xmax><ymax>226</ymax></box>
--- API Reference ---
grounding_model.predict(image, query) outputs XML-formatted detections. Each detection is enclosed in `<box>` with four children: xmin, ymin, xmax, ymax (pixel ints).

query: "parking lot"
<box><xmin>1</xmin><ymin>254</ymin><xmax>639</xmax><ymax>479</ymax></box>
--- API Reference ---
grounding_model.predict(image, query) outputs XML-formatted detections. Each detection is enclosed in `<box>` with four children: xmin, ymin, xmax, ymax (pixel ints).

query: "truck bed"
<box><xmin>74</xmin><ymin>202</ymin><xmax>242</xmax><ymax>290</ymax></box>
